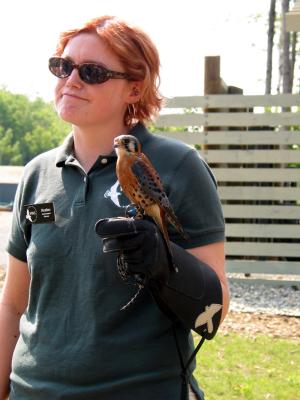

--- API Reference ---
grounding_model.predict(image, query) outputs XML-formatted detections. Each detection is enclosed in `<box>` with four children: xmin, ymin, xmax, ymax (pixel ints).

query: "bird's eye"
<box><xmin>123</xmin><ymin>139</ymin><xmax>133</xmax><ymax>152</ymax></box>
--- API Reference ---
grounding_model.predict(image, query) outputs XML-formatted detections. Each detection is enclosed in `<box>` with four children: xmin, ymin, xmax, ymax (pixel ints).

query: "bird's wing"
<box><xmin>132</xmin><ymin>154</ymin><xmax>187</xmax><ymax>238</ymax></box>
<box><xmin>131</xmin><ymin>154</ymin><xmax>170</xmax><ymax>208</ymax></box>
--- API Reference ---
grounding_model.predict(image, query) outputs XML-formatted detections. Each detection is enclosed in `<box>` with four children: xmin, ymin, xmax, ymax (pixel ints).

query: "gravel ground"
<box><xmin>228</xmin><ymin>281</ymin><xmax>300</xmax><ymax>317</ymax></box>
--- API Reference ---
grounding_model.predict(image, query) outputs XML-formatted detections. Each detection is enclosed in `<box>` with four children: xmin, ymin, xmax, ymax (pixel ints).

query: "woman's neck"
<box><xmin>72</xmin><ymin>123</ymin><xmax>128</xmax><ymax>172</ymax></box>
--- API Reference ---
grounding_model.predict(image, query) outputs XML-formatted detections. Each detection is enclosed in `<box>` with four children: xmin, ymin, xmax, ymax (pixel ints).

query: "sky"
<box><xmin>0</xmin><ymin>0</ymin><xmax>271</xmax><ymax>102</ymax></box>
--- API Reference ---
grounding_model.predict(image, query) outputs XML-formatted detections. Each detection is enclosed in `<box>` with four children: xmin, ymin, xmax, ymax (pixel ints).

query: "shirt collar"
<box><xmin>55</xmin><ymin>132</ymin><xmax>75</xmax><ymax>167</ymax></box>
<box><xmin>55</xmin><ymin>122</ymin><xmax>151</xmax><ymax>168</ymax></box>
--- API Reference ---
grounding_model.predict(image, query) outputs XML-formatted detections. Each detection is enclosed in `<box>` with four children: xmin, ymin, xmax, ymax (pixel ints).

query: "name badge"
<box><xmin>24</xmin><ymin>203</ymin><xmax>55</xmax><ymax>224</ymax></box>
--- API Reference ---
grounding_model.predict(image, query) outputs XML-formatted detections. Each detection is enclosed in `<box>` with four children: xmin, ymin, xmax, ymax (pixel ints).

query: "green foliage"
<box><xmin>0</xmin><ymin>88</ymin><xmax>70</xmax><ymax>165</ymax></box>
<box><xmin>148</xmin><ymin>123</ymin><xmax>188</xmax><ymax>133</ymax></box>
<box><xmin>194</xmin><ymin>332</ymin><xmax>300</xmax><ymax>400</ymax></box>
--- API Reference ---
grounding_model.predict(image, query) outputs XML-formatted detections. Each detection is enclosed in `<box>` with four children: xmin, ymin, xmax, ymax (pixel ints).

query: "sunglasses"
<box><xmin>48</xmin><ymin>57</ymin><xmax>131</xmax><ymax>84</ymax></box>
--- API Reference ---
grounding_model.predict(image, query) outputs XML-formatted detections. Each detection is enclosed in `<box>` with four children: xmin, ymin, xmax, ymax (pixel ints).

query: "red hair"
<box><xmin>55</xmin><ymin>16</ymin><xmax>163</xmax><ymax>126</ymax></box>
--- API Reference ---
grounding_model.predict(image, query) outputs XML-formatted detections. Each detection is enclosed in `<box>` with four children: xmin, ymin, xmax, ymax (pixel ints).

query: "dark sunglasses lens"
<box><xmin>80</xmin><ymin>64</ymin><xmax>108</xmax><ymax>84</ymax></box>
<box><xmin>49</xmin><ymin>58</ymin><xmax>73</xmax><ymax>78</ymax></box>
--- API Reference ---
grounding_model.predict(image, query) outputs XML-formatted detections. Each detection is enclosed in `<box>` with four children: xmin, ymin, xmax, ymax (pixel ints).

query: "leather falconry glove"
<box><xmin>95</xmin><ymin>217</ymin><xmax>223</xmax><ymax>340</ymax></box>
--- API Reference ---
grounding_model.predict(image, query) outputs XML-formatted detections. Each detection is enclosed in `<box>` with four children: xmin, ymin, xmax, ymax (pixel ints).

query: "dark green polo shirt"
<box><xmin>7</xmin><ymin>123</ymin><xmax>224</xmax><ymax>399</ymax></box>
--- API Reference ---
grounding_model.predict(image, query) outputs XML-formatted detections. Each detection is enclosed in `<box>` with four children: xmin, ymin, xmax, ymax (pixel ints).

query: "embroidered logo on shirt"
<box><xmin>104</xmin><ymin>180</ymin><xmax>129</xmax><ymax>209</ymax></box>
<box><xmin>24</xmin><ymin>203</ymin><xmax>55</xmax><ymax>224</ymax></box>
<box><xmin>104</xmin><ymin>180</ymin><xmax>122</xmax><ymax>207</ymax></box>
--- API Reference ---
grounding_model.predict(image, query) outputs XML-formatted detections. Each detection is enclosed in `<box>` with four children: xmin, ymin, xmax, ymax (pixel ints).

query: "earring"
<box><xmin>128</xmin><ymin>103</ymin><xmax>136</xmax><ymax>118</ymax></box>
<box><xmin>126</xmin><ymin>103</ymin><xmax>137</xmax><ymax>126</ymax></box>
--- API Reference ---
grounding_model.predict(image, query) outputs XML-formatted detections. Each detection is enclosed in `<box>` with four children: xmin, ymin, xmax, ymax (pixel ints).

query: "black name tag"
<box><xmin>24</xmin><ymin>203</ymin><xmax>55</xmax><ymax>224</ymax></box>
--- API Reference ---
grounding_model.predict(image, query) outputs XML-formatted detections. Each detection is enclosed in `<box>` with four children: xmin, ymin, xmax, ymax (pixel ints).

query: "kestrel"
<box><xmin>114</xmin><ymin>134</ymin><xmax>187</xmax><ymax>271</ymax></box>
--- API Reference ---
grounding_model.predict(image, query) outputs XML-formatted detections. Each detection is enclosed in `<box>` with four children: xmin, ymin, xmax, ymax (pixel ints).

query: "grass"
<box><xmin>193</xmin><ymin>332</ymin><xmax>300</xmax><ymax>400</ymax></box>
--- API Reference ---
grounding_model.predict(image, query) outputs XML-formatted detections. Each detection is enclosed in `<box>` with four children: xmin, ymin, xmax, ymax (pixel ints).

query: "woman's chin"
<box><xmin>56</xmin><ymin>106</ymin><xmax>80</xmax><ymax>125</ymax></box>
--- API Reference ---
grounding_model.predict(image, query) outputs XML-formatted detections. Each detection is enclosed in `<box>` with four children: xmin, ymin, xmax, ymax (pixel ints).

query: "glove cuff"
<box><xmin>151</xmin><ymin>242</ymin><xmax>223</xmax><ymax>339</ymax></box>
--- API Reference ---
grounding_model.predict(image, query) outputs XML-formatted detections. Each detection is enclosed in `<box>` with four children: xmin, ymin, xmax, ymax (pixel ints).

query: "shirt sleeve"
<box><xmin>6</xmin><ymin>177</ymin><xmax>30</xmax><ymax>262</ymax></box>
<box><xmin>166</xmin><ymin>148</ymin><xmax>225</xmax><ymax>249</ymax></box>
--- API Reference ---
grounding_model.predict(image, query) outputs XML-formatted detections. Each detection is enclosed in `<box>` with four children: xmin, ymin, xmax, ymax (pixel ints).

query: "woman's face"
<box><xmin>54</xmin><ymin>32</ymin><xmax>133</xmax><ymax>129</ymax></box>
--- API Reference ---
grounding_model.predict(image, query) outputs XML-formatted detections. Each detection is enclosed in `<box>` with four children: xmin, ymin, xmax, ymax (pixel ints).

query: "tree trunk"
<box><xmin>289</xmin><ymin>31</ymin><xmax>298</xmax><ymax>91</ymax></box>
<box><xmin>282</xmin><ymin>0</ymin><xmax>291</xmax><ymax>93</ymax></box>
<box><xmin>266</xmin><ymin>0</ymin><xmax>277</xmax><ymax>94</ymax></box>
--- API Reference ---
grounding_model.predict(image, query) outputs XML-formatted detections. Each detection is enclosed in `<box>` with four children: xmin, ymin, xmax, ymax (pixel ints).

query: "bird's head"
<box><xmin>114</xmin><ymin>135</ymin><xmax>141</xmax><ymax>156</ymax></box>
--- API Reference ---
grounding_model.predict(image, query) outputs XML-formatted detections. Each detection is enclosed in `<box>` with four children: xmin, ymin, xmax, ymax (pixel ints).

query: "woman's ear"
<box><xmin>126</xmin><ymin>81</ymin><xmax>143</xmax><ymax>104</ymax></box>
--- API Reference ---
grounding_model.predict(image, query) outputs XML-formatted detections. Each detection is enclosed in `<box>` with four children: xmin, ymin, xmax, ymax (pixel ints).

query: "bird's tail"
<box><xmin>153</xmin><ymin>210</ymin><xmax>178</xmax><ymax>273</ymax></box>
<box><xmin>166</xmin><ymin>207</ymin><xmax>189</xmax><ymax>240</ymax></box>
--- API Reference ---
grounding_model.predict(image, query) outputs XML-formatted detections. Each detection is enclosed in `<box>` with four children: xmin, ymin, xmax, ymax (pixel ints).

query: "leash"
<box><xmin>172</xmin><ymin>325</ymin><xmax>205</xmax><ymax>400</ymax></box>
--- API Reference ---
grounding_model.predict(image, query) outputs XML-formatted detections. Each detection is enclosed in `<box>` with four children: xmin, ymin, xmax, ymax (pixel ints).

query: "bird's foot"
<box><xmin>125</xmin><ymin>204</ymin><xmax>144</xmax><ymax>219</ymax></box>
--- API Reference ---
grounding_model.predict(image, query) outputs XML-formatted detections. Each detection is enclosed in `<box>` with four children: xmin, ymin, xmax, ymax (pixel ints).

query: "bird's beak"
<box><xmin>113</xmin><ymin>140</ymin><xmax>120</xmax><ymax>149</ymax></box>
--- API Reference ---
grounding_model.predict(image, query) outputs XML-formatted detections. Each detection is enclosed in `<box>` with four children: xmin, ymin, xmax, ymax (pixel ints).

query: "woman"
<box><xmin>0</xmin><ymin>16</ymin><xmax>229</xmax><ymax>400</ymax></box>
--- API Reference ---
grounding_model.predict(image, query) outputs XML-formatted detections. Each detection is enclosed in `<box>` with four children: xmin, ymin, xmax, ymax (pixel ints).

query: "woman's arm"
<box><xmin>187</xmin><ymin>241</ymin><xmax>230</xmax><ymax>322</ymax></box>
<box><xmin>0</xmin><ymin>255</ymin><xmax>30</xmax><ymax>400</ymax></box>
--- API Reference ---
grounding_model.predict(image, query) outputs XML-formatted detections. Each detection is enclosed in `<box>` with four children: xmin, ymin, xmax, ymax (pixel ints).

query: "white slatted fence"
<box><xmin>155</xmin><ymin>94</ymin><xmax>300</xmax><ymax>286</ymax></box>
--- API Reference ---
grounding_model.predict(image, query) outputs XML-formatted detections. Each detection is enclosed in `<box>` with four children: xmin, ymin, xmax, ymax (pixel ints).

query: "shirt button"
<box><xmin>101</xmin><ymin>158</ymin><xmax>108</xmax><ymax>165</ymax></box>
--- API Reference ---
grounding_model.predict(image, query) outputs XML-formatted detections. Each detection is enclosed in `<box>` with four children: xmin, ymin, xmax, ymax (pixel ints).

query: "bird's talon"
<box><xmin>134</xmin><ymin>212</ymin><xmax>144</xmax><ymax>220</ymax></box>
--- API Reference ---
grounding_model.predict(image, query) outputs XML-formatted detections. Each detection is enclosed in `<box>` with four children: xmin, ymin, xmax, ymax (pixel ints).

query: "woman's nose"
<box><xmin>65</xmin><ymin>67</ymin><xmax>82</xmax><ymax>88</ymax></box>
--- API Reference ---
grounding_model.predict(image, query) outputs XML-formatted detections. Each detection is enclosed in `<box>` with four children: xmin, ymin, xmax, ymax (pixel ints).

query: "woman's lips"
<box><xmin>62</xmin><ymin>92</ymin><xmax>87</xmax><ymax>101</ymax></box>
